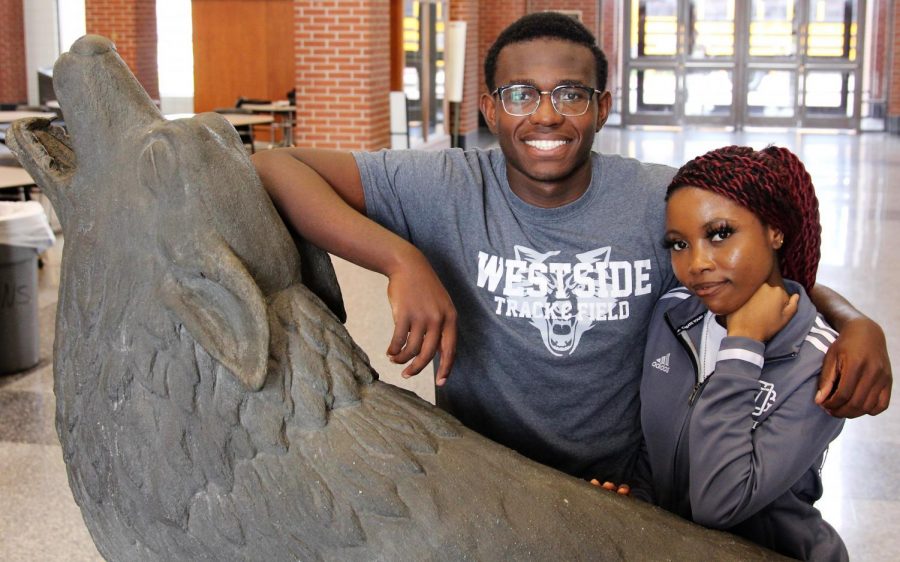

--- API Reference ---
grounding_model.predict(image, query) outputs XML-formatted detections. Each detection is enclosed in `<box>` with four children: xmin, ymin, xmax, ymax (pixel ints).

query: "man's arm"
<box><xmin>252</xmin><ymin>148</ymin><xmax>457</xmax><ymax>385</ymax></box>
<box><xmin>808</xmin><ymin>284</ymin><xmax>892</xmax><ymax>417</ymax></box>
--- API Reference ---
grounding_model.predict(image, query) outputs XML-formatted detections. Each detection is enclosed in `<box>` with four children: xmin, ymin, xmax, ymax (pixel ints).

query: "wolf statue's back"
<box><xmin>7</xmin><ymin>36</ymin><xmax>787</xmax><ymax>561</ymax></box>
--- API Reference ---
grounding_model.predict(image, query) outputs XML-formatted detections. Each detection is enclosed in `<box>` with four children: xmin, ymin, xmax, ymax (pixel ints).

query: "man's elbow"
<box><xmin>250</xmin><ymin>150</ymin><xmax>285</xmax><ymax>197</ymax></box>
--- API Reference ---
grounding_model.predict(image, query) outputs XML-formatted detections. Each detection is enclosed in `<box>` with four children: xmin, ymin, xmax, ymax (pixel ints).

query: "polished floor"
<box><xmin>1</xmin><ymin>126</ymin><xmax>898</xmax><ymax>560</ymax></box>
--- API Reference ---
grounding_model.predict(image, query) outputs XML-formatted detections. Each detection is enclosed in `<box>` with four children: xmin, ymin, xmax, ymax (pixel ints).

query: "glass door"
<box><xmin>622</xmin><ymin>0</ymin><xmax>865</xmax><ymax>129</ymax></box>
<box><xmin>743</xmin><ymin>0</ymin><xmax>802</xmax><ymax>126</ymax></box>
<box><xmin>403</xmin><ymin>0</ymin><xmax>446</xmax><ymax>146</ymax></box>
<box><xmin>623</xmin><ymin>0</ymin><xmax>682</xmax><ymax>125</ymax></box>
<box><xmin>800</xmin><ymin>0</ymin><xmax>862</xmax><ymax>128</ymax></box>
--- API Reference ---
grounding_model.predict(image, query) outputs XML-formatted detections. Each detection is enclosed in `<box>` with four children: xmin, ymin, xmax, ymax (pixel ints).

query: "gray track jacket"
<box><xmin>637</xmin><ymin>280</ymin><xmax>847</xmax><ymax>561</ymax></box>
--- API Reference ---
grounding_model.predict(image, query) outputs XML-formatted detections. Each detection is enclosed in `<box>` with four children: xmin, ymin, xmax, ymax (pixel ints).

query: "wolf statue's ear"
<box><xmin>140</xmin><ymin>138</ymin><xmax>269</xmax><ymax>392</ymax></box>
<box><xmin>159</xmin><ymin>244</ymin><xmax>269</xmax><ymax>391</ymax></box>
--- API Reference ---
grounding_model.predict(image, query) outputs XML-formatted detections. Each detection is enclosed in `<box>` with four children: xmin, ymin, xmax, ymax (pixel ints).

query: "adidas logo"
<box><xmin>651</xmin><ymin>353</ymin><xmax>670</xmax><ymax>373</ymax></box>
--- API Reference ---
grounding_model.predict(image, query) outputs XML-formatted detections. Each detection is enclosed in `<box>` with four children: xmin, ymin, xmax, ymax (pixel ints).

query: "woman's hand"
<box><xmin>726</xmin><ymin>283</ymin><xmax>799</xmax><ymax>342</ymax></box>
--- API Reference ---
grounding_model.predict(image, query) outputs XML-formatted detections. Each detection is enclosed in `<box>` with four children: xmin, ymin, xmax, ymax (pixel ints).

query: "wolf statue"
<box><xmin>7</xmin><ymin>36</ymin><xmax>786</xmax><ymax>561</ymax></box>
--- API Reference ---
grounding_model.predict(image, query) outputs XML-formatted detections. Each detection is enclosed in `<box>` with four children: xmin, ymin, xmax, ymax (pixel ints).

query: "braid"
<box><xmin>667</xmin><ymin>145</ymin><xmax>821</xmax><ymax>291</ymax></box>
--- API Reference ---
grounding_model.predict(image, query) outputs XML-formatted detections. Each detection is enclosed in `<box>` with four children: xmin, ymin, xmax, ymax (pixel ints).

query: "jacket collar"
<box><xmin>664</xmin><ymin>280</ymin><xmax>819</xmax><ymax>359</ymax></box>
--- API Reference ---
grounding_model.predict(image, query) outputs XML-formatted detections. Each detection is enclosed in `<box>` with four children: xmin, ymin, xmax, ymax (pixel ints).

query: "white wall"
<box><xmin>157</xmin><ymin>0</ymin><xmax>194</xmax><ymax>114</ymax></box>
<box><xmin>58</xmin><ymin>0</ymin><xmax>86</xmax><ymax>53</ymax></box>
<box><xmin>23</xmin><ymin>0</ymin><xmax>60</xmax><ymax>105</ymax></box>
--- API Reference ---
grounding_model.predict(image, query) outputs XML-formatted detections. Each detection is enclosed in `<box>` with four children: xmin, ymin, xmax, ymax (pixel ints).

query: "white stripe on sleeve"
<box><xmin>717</xmin><ymin>347</ymin><xmax>765</xmax><ymax>368</ymax></box>
<box><xmin>814</xmin><ymin>316</ymin><xmax>838</xmax><ymax>338</ymax></box>
<box><xmin>810</xmin><ymin>326</ymin><xmax>836</xmax><ymax>343</ymax></box>
<box><xmin>805</xmin><ymin>335</ymin><xmax>830</xmax><ymax>354</ymax></box>
<box><xmin>660</xmin><ymin>290</ymin><xmax>690</xmax><ymax>301</ymax></box>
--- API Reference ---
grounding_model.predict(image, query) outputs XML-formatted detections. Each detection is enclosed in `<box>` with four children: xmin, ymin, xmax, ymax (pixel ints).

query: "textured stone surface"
<box><xmin>6</xmin><ymin>35</ymin><xmax>788</xmax><ymax>560</ymax></box>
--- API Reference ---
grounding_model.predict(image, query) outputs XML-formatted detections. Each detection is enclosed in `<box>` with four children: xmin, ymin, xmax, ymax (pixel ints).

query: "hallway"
<box><xmin>1</xmin><ymin>126</ymin><xmax>898</xmax><ymax>560</ymax></box>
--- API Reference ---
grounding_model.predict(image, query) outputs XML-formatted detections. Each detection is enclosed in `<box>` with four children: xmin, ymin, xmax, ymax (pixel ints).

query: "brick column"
<box><xmin>599</xmin><ymin>0</ymin><xmax>619</xmax><ymax>97</ymax></box>
<box><xmin>0</xmin><ymin>0</ymin><xmax>27</xmax><ymax>105</ymax></box>
<box><xmin>294</xmin><ymin>0</ymin><xmax>390</xmax><ymax>150</ymax></box>
<box><xmin>890</xmin><ymin>0</ymin><xmax>900</xmax><ymax>132</ymax></box>
<box><xmin>449</xmin><ymin>0</ymin><xmax>480</xmax><ymax>146</ymax></box>
<box><xmin>85</xmin><ymin>0</ymin><xmax>159</xmax><ymax>100</ymax></box>
<box><xmin>479</xmin><ymin>0</ymin><xmax>527</xmax><ymax>96</ymax></box>
<box><xmin>527</xmin><ymin>0</ymin><xmax>599</xmax><ymax>38</ymax></box>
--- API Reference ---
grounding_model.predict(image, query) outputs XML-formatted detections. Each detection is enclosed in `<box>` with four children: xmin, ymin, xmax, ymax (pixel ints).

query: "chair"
<box><xmin>235</xmin><ymin>97</ymin><xmax>271</xmax><ymax>108</ymax></box>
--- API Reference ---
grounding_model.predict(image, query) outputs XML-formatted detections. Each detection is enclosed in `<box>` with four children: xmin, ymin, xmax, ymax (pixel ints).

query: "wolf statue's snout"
<box><xmin>5</xmin><ymin>35</ymin><xmax>787</xmax><ymax>561</ymax></box>
<box><xmin>70</xmin><ymin>34</ymin><xmax>114</xmax><ymax>55</ymax></box>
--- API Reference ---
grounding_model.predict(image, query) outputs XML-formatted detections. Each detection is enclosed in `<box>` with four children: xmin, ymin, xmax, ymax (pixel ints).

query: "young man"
<box><xmin>253</xmin><ymin>13</ymin><xmax>891</xmax><ymax>481</ymax></box>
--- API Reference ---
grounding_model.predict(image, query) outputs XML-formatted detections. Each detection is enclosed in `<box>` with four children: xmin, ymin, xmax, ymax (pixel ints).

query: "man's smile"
<box><xmin>524</xmin><ymin>139</ymin><xmax>570</xmax><ymax>151</ymax></box>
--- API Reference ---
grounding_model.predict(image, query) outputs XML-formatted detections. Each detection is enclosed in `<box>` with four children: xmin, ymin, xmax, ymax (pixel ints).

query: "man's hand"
<box><xmin>817</xmin><ymin>317</ymin><xmax>892</xmax><ymax>417</ymax></box>
<box><xmin>385</xmin><ymin>251</ymin><xmax>457</xmax><ymax>386</ymax></box>
<box><xmin>589</xmin><ymin>479</ymin><xmax>631</xmax><ymax>496</ymax></box>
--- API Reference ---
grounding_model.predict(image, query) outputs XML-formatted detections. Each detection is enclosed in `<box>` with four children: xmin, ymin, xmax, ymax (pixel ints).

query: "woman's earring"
<box><xmin>775</xmin><ymin>237</ymin><xmax>784</xmax><ymax>249</ymax></box>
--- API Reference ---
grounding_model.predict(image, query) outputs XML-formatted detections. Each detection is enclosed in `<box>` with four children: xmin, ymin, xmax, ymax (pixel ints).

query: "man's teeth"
<box><xmin>525</xmin><ymin>139</ymin><xmax>568</xmax><ymax>151</ymax></box>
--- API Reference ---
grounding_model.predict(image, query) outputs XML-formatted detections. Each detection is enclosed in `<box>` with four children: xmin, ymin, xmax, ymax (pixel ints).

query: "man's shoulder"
<box><xmin>355</xmin><ymin>146</ymin><xmax>500</xmax><ymax>174</ymax></box>
<box><xmin>594</xmin><ymin>152</ymin><xmax>677</xmax><ymax>191</ymax></box>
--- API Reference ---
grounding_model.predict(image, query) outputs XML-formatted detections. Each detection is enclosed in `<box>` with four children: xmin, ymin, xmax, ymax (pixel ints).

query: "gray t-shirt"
<box><xmin>353</xmin><ymin>147</ymin><xmax>677</xmax><ymax>480</ymax></box>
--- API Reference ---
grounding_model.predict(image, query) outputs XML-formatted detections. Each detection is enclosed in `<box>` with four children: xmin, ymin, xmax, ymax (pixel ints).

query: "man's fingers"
<box><xmin>617</xmin><ymin>484</ymin><xmax>631</xmax><ymax>496</ymax></box>
<box><xmin>387</xmin><ymin>317</ymin><xmax>411</xmax><ymax>358</ymax></box>
<box><xmin>403</xmin><ymin>324</ymin><xmax>440</xmax><ymax>379</ymax></box>
<box><xmin>434</xmin><ymin>319</ymin><xmax>457</xmax><ymax>387</ymax></box>
<box><xmin>876</xmin><ymin>386</ymin><xmax>892</xmax><ymax>415</ymax></box>
<box><xmin>395</xmin><ymin>325</ymin><xmax>426</xmax><ymax>373</ymax></box>
<box><xmin>822</xmin><ymin>360</ymin><xmax>864</xmax><ymax>413</ymax></box>
<box><xmin>816</xmin><ymin>352</ymin><xmax>839</xmax><ymax>405</ymax></box>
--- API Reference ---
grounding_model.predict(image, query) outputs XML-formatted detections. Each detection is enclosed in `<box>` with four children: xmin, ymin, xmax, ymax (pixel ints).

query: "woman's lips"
<box><xmin>692</xmin><ymin>281</ymin><xmax>727</xmax><ymax>298</ymax></box>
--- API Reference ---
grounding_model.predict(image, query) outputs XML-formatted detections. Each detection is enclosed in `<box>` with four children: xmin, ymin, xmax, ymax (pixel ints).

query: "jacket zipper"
<box><xmin>666</xmin><ymin>313</ymin><xmax>704</xmax><ymax>511</ymax></box>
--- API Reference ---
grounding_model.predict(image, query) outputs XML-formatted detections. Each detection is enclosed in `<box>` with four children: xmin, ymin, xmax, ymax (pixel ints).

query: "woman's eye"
<box><xmin>665</xmin><ymin>239</ymin><xmax>687</xmax><ymax>251</ymax></box>
<box><xmin>710</xmin><ymin>227</ymin><xmax>733</xmax><ymax>242</ymax></box>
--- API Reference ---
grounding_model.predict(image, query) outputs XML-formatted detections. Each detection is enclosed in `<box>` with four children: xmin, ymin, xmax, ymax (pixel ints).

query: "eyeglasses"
<box><xmin>491</xmin><ymin>84</ymin><xmax>602</xmax><ymax>117</ymax></box>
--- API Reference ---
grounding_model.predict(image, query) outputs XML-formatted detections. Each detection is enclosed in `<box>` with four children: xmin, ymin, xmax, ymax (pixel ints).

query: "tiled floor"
<box><xmin>1</xmin><ymin>126</ymin><xmax>898</xmax><ymax>560</ymax></box>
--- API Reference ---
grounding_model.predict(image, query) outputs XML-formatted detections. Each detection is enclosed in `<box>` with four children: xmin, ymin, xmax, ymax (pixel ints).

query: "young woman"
<box><xmin>637</xmin><ymin>145</ymin><xmax>847</xmax><ymax>560</ymax></box>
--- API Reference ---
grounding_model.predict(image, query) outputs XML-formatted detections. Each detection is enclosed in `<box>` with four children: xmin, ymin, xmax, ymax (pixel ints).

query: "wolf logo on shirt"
<box><xmin>476</xmin><ymin>245</ymin><xmax>653</xmax><ymax>356</ymax></box>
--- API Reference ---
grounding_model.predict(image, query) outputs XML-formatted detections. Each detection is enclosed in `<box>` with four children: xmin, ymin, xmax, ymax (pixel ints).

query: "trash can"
<box><xmin>0</xmin><ymin>201</ymin><xmax>55</xmax><ymax>375</ymax></box>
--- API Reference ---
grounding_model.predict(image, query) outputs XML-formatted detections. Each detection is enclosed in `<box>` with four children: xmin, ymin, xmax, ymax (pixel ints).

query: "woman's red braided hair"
<box><xmin>666</xmin><ymin>145</ymin><xmax>821</xmax><ymax>291</ymax></box>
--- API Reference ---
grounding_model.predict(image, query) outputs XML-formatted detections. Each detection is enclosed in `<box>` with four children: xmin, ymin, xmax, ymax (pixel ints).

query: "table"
<box><xmin>165</xmin><ymin>113</ymin><xmax>274</xmax><ymax>127</ymax></box>
<box><xmin>0</xmin><ymin>166</ymin><xmax>37</xmax><ymax>201</ymax></box>
<box><xmin>0</xmin><ymin>111</ymin><xmax>59</xmax><ymax>123</ymax></box>
<box><xmin>239</xmin><ymin>104</ymin><xmax>297</xmax><ymax>146</ymax></box>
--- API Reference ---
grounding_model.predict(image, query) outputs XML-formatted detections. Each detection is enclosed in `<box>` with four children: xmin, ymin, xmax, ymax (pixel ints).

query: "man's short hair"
<box><xmin>484</xmin><ymin>12</ymin><xmax>608</xmax><ymax>92</ymax></box>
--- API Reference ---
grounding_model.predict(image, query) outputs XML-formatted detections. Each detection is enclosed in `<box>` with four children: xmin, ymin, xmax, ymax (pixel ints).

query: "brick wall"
<box><xmin>293</xmin><ymin>0</ymin><xmax>391</xmax><ymax>150</ymax></box>
<box><xmin>448</xmin><ymin>0</ymin><xmax>479</xmax><ymax>137</ymax></box>
<box><xmin>871</xmin><ymin>0</ymin><xmax>888</xmax><ymax>103</ymax></box>
<box><xmin>528</xmin><ymin>0</ymin><xmax>598</xmax><ymax>37</ymax></box>
<box><xmin>599</xmin><ymin>0</ymin><xmax>618</xmax><ymax>96</ymax></box>
<box><xmin>0</xmin><ymin>0</ymin><xmax>27</xmax><ymax>105</ymax></box>
<box><xmin>891</xmin><ymin>0</ymin><xmax>900</xmax><ymax>117</ymax></box>
<box><xmin>478</xmin><ymin>0</ymin><xmax>527</xmax><ymax>95</ymax></box>
<box><xmin>85</xmin><ymin>0</ymin><xmax>159</xmax><ymax>100</ymax></box>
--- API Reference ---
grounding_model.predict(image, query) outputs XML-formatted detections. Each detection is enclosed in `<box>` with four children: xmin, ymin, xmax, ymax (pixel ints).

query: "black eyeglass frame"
<box><xmin>490</xmin><ymin>84</ymin><xmax>603</xmax><ymax>117</ymax></box>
